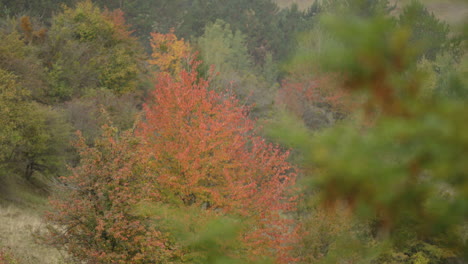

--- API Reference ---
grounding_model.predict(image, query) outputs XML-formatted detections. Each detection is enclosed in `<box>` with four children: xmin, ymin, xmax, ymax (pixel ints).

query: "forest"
<box><xmin>0</xmin><ymin>0</ymin><xmax>466</xmax><ymax>263</ymax></box>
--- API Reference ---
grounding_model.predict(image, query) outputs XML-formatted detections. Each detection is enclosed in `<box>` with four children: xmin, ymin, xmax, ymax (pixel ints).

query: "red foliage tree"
<box><xmin>44</xmin><ymin>127</ymin><xmax>181</xmax><ymax>263</ymax></box>
<box><xmin>137</xmin><ymin>59</ymin><xmax>298</xmax><ymax>263</ymax></box>
<box><xmin>45</xmin><ymin>56</ymin><xmax>298</xmax><ymax>263</ymax></box>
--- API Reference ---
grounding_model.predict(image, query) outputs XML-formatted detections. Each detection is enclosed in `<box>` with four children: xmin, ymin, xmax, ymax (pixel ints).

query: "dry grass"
<box><xmin>0</xmin><ymin>205</ymin><xmax>71</xmax><ymax>264</ymax></box>
<box><xmin>0</xmin><ymin>174</ymin><xmax>72</xmax><ymax>264</ymax></box>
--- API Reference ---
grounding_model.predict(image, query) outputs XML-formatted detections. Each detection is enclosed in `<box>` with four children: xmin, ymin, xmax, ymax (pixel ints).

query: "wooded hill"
<box><xmin>0</xmin><ymin>0</ymin><xmax>466</xmax><ymax>263</ymax></box>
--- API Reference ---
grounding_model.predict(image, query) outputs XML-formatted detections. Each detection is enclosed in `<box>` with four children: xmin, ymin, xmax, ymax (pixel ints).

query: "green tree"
<box><xmin>0</xmin><ymin>69</ymin><xmax>71</xmax><ymax>180</ymax></box>
<box><xmin>198</xmin><ymin>20</ymin><xmax>252</xmax><ymax>76</ymax></box>
<box><xmin>0</xmin><ymin>18</ymin><xmax>49</xmax><ymax>102</ymax></box>
<box><xmin>320</xmin><ymin>0</ymin><xmax>393</xmax><ymax>17</ymax></box>
<box><xmin>41</xmin><ymin>1</ymin><xmax>145</xmax><ymax>101</ymax></box>
<box><xmin>94</xmin><ymin>0</ymin><xmax>190</xmax><ymax>47</ymax></box>
<box><xmin>0</xmin><ymin>70</ymin><xmax>31</xmax><ymax>168</ymax></box>
<box><xmin>0</xmin><ymin>15</ymin><xmax>73</xmax><ymax>185</ymax></box>
<box><xmin>273</xmin><ymin>3</ymin><xmax>321</xmax><ymax>62</ymax></box>
<box><xmin>180</xmin><ymin>0</ymin><xmax>282</xmax><ymax>64</ymax></box>
<box><xmin>0</xmin><ymin>0</ymin><xmax>75</xmax><ymax>18</ymax></box>
<box><xmin>398</xmin><ymin>1</ymin><xmax>453</xmax><ymax>61</ymax></box>
<box><xmin>197</xmin><ymin>20</ymin><xmax>277</xmax><ymax>117</ymax></box>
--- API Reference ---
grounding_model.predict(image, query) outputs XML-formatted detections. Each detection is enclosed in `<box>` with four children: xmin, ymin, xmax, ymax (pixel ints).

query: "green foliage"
<box><xmin>91</xmin><ymin>0</ymin><xmax>189</xmax><ymax>49</ymax></box>
<box><xmin>0</xmin><ymin>15</ymin><xmax>78</xmax><ymax>184</ymax></box>
<box><xmin>197</xmin><ymin>20</ymin><xmax>278</xmax><ymax>117</ymax></box>
<box><xmin>135</xmin><ymin>202</ymin><xmax>272</xmax><ymax>264</ymax></box>
<box><xmin>1</xmin><ymin>0</ymin><xmax>321</xmax><ymax>68</ymax></box>
<box><xmin>99</xmin><ymin>0</ymin><xmax>313</xmax><ymax>64</ymax></box>
<box><xmin>0</xmin><ymin>21</ymin><xmax>48</xmax><ymax>101</ymax></box>
<box><xmin>278</xmin><ymin>23</ymin><xmax>358</xmax><ymax>131</ymax></box>
<box><xmin>0</xmin><ymin>69</ymin><xmax>72</xmax><ymax>180</ymax></box>
<box><xmin>42</xmin><ymin>1</ymin><xmax>144</xmax><ymax>101</ymax></box>
<box><xmin>285</xmin><ymin>25</ymin><xmax>335</xmax><ymax>77</ymax></box>
<box><xmin>179</xmin><ymin>0</ymin><xmax>282</xmax><ymax>64</ymax></box>
<box><xmin>0</xmin><ymin>30</ymin><xmax>25</xmax><ymax>59</ymax></box>
<box><xmin>376</xmin><ymin>240</ymin><xmax>457</xmax><ymax>264</ymax></box>
<box><xmin>271</xmin><ymin>3</ymin><xmax>468</xmax><ymax>263</ymax></box>
<box><xmin>418</xmin><ymin>52</ymin><xmax>468</xmax><ymax>100</ymax></box>
<box><xmin>319</xmin><ymin>0</ymin><xmax>394</xmax><ymax>17</ymax></box>
<box><xmin>398</xmin><ymin>1</ymin><xmax>453</xmax><ymax>61</ymax></box>
<box><xmin>0</xmin><ymin>70</ymin><xmax>30</xmax><ymax>166</ymax></box>
<box><xmin>198</xmin><ymin>20</ymin><xmax>252</xmax><ymax>76</ymax></box>
<box><xmin>0</xmin><ymin>0</ymin><xmax>75</xmax><ymax>18</ymax></box>
<box><xmin>0</xmin><ymin>3</ymin><xmax>146</xmax><ymax>193</ymax></box>
<box><xmin>1</xmin><ymin>0</ymin><xmax>466</xmax><ymax>262</ymax></box>
<box><xmin>273</xmin><ymin>3</ymin><xmax>319</xmax><ymax>61</ymax></box>
<box><xmin>24</xmin><ymin>104</ymin><xmax>73</xmax><ymax>179</ymax></box>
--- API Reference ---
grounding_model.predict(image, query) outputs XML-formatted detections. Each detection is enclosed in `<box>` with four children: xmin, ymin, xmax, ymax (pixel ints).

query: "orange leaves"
<box><xmin>47</xmin><ymin>29</ymin><xmax>299</xmax><ymax>263</ymax></box>
<box><xmin>149</xmin><ymin>29</ymin><xmax>192</xmax><ymax>76</ymax></box>
<box><xmin>103</xmin><ymin>8</ymin><xmax>134</xmax><ymax>41</ymax></box>
<box><xmin>137</xmin><ymin>58</ymin><xmax>298</xmax><ymax>263</ymax></box>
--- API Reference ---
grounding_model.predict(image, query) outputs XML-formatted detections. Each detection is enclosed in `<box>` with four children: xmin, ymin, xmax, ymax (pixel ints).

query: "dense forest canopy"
<box><xmin>0</xmin><ymin>0</ymin><xmax>466</xmax><ymax>263</ymax></box>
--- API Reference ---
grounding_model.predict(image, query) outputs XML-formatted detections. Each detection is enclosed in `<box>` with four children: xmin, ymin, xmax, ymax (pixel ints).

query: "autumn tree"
<box><xmin>45</xmin><ymin>54</ymin><xmax>298</xmax><ymax>263</ymax></box>
<box><xmin>137</xmin><ymin>59</ymin><xmax>298</xmax><ymax>263</ymax></box>
<box><xmin>149</xmin><ymin>29</ymin><xmax>192</xmax><ymax>76</ymax></box>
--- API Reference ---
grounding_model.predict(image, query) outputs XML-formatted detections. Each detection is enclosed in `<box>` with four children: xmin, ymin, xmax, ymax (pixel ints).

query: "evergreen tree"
<box><xmin>271</xmin><ymin>2</ymin><xmax>468</xmax><ymax>262</ymax></box>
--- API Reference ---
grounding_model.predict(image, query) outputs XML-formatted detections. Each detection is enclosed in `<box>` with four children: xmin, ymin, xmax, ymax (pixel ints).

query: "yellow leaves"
<box><xmin>149</xmin><ymin>29</ymin><xmax>192</xmax><ymax>76</ymax></box>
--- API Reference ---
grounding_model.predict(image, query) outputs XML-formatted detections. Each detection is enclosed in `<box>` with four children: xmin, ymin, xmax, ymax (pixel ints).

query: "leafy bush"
<box><xmin>45</xmin><ymin>127</ymin><xmax>179</xmax><ymax>263</ymax></box>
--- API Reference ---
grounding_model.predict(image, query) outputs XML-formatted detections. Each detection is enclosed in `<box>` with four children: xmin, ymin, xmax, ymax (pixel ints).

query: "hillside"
<box><xmin>0</xmin><ymin>0</ymin><xmax>466</xmax><ymax>263</ymax></box>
